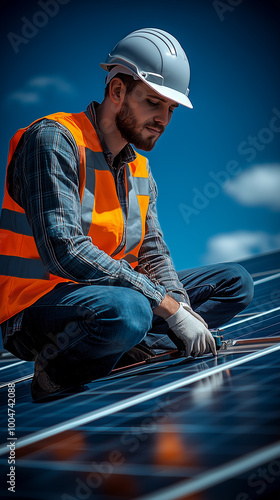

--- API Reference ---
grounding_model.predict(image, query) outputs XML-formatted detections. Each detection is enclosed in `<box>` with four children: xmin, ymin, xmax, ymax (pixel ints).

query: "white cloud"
<box><xmin>203</xmin><ymin>230</ymin><xmax>280</xmax><ymax>264</ymax></box>
<box><xmin>223</xmin><ymin>164</ymin><xmax>280</xmax><ymax>210</ymax></box>
<box><xmin>7</xmin><ymin>75</ymin><xmax>76</xmax><ymax>105</ymax></box>
<box><xmin>7</xmin><ymin>91</ymin><xmax>40</xmax><ymax>104</ymax></box>
<box><xmin>28</xmin><ymin>76</ymin><xmax>75</xmax><ymax>94</ymax></box>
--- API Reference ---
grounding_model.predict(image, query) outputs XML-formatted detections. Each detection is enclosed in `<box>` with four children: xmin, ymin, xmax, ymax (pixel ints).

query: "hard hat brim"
<box><xmin>101</xmin><ymin>62</ymin><xmax>193</xmax><ymax>109</ymax></box>
<box><xmin>139</xmin><ymin>78</ymin><xmax>193</xmax><ymax>109</ymax></box>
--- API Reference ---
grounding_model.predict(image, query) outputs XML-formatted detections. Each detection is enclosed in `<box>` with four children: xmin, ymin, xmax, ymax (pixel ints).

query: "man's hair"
<box><xmin>104</xmin><ymin>73</ymin><xmax>139</xmax><ymax>98</ymax></box>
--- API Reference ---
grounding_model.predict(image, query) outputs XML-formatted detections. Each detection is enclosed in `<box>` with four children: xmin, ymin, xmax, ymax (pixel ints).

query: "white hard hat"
<box><xmin>100</xmin><ymin>28</ymin><xmax>193</xmax><ymax>108</ymax></box>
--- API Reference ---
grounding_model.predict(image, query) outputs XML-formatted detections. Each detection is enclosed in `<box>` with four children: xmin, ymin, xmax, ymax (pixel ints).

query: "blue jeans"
<box><xmin>14</xmin><ymin>262</ymin><xmax>253</xmax><ymax>387</ymax></box>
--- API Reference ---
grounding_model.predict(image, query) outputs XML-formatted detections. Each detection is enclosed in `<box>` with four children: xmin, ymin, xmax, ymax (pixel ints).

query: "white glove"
<box><xmin>166</xmin><ymin>302</ymin><xmax>217</xmax><ymax>357</ymax></box>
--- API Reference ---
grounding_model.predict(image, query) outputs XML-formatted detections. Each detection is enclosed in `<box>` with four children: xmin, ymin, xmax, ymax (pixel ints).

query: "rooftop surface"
<box><xmin>0</xmin><ymin>251</ymin><xmax>280</xmax><ymax>500</ymax></box>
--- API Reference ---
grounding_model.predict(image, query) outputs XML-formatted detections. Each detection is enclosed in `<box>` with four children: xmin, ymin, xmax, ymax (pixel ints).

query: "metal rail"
<box><xmin>136</xmin><ymin>440</ymin><xmax>280</xmax><ymax>500</ymax></box>
<box><xmin>0</xmin><ymin>343</ymin><xmax>279</xmax><ymax>456</ymax></box>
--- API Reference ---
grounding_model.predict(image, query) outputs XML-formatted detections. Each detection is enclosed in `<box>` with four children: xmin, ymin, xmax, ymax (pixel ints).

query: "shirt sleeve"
<box><xmin>136</xmin><ymin>161</ymin><xmax>190</xmax><ymax>305</ymax></box>
<box><xmin>10</xmin><ymin>119</ymin><xmax>166</xmax><ymax>309</ymax></box>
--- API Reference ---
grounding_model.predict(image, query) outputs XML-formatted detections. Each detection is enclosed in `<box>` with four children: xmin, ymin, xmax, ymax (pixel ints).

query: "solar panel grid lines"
<box><xmin>223</xmin><ymin>324</ymin><xmax>280</xmax><ymax>344</ymax></box>
<box><xmin>226</xmin><ymin>278</ymin><xmax>280</xmax><ymax>325</ymax></box>
<box><xmin>222</xmin><ymin>307</ymin><xmax>280</xmax><ymax>330</ymax></box>
<box><xmin>0</xmin><ymin>262</ymin><xmax>279</xmax><ymax>384</ymax></box>
<box><xmin>0</xmin><ymin>374</ymin><xmax>33</xmax><ymax>389</ymax></box>
<box><xmin>87</xmin><ymin>383</ymin><xmax>279</xmax><ymax>465</ymax></box>
<box><xmin>2</xmin><ymin>352</ymin><xmax>280</xmax><ymax>498</ymax></box>
<box><xmin>1</xmin><ymin>301</ymin><xmax>279</xmax><ymax>388</ymax></box>
<box><xmin>0</xmin><ymin>310</ymin><xmax>278</xmax><ymax>436</ymax></box>
<box><xmin>135</xmin><ymin>441</ymin><xmax>280</xmax><ymax>500</ymax></box>
<box><xmin>251</xmin><ymin>270</ymin><xmax>280</xmax><ymax>278</ymax></box>
<box><xmin>0</xmin><ymin>250</ymin><xmax>280</xmax><ymax>499</ymax></box>
<box><xmin>0</xmin><ymin>344</ymin><xmax>279</xmax><ymax>457</ymax></box>
<box><xmin>237</xmin><ymin>250</ymin><xmax>280</xmax><ymax>276</ymax></box>
<box><xmin>0</xmin><ymin>348</ymin><xmax>278</xmax><ymax>406</ymax></box>
<box><xmin>253</xmin><ymin>273</ymin><xmax>280</xmax><ymax>285</ymax></box>
<box><xmin>0</xmin><ymin>359</ymin><xmax>26</xmax><ymax>372</ymax></box>
<box><xmin>223</xmin><ymin>315</ymin><xmax>280</xmax><ymax>344</ymax></box>
<box><xmin>10</xmin><ymin>373</ymin><xmax>163</xmax><ymax>432</ymax></box>
<box><xmin>75</xmin><ymin>355</ymin><xmax>279</xmax><ymax>428</ymax></box>
<box><xmin>0</xmin><ymin>360</ymin><xmax>34</xmax><ymax>387</ymax></box>
<box><xmin>1</xmin><ymin>457</ymin><xmax>205</xmax><ymax>478</ymax></box>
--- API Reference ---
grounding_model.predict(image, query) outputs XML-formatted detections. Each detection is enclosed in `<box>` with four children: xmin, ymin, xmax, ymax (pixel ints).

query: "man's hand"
<box><xmin>154</xmin><ymin>296</ymin><xmax>217</xmax><ymax>357</ymax></box>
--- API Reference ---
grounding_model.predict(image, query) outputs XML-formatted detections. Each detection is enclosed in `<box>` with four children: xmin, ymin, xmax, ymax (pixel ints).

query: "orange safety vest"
<box><xmin>0</xmin><ymin>111</ymin><xmax>150</xmax><ymax>323</ymax></box>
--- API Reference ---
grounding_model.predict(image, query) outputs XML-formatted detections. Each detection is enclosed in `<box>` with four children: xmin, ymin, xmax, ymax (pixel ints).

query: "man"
<box><xmin>0</xmin><ymin>28</ymin><xmax>254</xmax><ymax>400</ymax></box>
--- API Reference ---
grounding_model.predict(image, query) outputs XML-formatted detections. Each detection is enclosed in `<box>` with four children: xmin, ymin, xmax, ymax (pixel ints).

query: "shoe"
<box><xmin>31</xmin><ymin>359</ymin><xmax>65</xmax><ymax>401</ymax></box>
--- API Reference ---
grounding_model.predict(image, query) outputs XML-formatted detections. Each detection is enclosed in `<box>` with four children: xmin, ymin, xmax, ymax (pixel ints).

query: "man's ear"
<box><xmin>109</xmin><ymin>78</ymin><xmax>126</xmax><ymax>105</ymax></box>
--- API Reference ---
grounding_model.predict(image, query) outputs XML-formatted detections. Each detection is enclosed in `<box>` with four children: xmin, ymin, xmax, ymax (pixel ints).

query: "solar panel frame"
<box><xmin>0</xmin><ymin>250</ymin><xmax>280</xmax><ymax>500</ymax></box>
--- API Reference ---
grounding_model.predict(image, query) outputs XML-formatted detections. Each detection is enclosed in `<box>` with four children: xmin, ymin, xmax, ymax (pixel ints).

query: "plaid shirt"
<box><xmin>2</xmin><ymin>101</ymin><xmax>189</xmax><ymax>340</ymax></box>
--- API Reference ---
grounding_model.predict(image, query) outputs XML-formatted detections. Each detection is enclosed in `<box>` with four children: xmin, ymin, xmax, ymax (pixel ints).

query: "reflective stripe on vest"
<box><xmin>0</xmin><ymin>111</ymin><xmax>150</xmax><ymax>323</ymax></box>
<box><xmin>82</xmin><ymin>148</ymin><xmax>149</xmax><ymax>257</ymax></box>
<box><xmin>0</xmin><ymin>208</ymin><xmax>33</xmax><ymax>237</ymax></box>
<box><xmin>0</xmin><ymin>255</ymin><xmax>49</xmax><ymax>280</ymax></box>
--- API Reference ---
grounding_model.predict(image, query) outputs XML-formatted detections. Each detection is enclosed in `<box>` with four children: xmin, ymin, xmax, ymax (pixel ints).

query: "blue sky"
<box><xmin>1</xmin><ymin>0</ymin><xmax>280</xmax><ymax>271</ymax></box>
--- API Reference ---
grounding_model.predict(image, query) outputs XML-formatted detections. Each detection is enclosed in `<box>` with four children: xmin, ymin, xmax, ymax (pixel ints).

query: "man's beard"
<box><xmin>116</xmin><ymin>97</ymin><xmax>164</xmax><ymax>151</ymax></box>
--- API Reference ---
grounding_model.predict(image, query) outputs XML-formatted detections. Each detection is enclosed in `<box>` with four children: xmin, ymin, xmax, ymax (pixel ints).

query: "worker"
<box><xmin>0</xmin><ymin>28</ymin><xmax>254</xmax><ymax>400</ymax></box>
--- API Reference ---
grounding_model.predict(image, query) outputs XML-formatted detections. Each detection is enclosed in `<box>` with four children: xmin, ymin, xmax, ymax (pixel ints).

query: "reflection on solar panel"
<box><xmin>0</xmin><ymin>250</ymin><xmax>280</xmax><ymax>500</ymax></box>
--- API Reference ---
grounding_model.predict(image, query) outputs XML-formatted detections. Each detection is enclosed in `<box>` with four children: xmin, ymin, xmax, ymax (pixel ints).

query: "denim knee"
<box><xmin>227</xmin><ymin>263</ymin><xmax>254</xmax><ymax>307</ymax></box>
<box><xmin>100</xmin><ymin>289</ymin><xmax>153</xmax><ymax>350</ymax></box>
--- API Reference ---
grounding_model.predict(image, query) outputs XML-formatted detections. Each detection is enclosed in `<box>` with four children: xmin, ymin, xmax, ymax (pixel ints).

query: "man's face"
<box><xmin>116</xmin><ymin>82</ymin><xmax>179</xmax><ymax>151</ymax></box>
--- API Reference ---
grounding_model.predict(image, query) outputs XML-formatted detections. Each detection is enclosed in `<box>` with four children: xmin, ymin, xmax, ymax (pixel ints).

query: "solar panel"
<box><xmin>0</xmin><ymin>250</ymin><xmax>280</xmax><ymax>500</ymax></box>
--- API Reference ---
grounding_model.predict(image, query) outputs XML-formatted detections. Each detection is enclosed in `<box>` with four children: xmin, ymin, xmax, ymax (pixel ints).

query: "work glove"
<box><xmin>166</xmin><ymin>302</ymin><xmax>217</xmax><ymax>357</ymax></box>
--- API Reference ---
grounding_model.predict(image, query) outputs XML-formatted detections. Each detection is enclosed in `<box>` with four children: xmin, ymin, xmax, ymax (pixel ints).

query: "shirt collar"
<box><xmin>85</xmin><ymin>101</ymin><xmax>136</xmax><ymax>170</ymax></box>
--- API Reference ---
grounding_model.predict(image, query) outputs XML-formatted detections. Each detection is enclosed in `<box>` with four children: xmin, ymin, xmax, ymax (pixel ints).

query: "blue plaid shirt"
<box><xmin>2</xmin><ymin>101</ymin><xmax>189</xmax><ymax>340</ymax></box>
